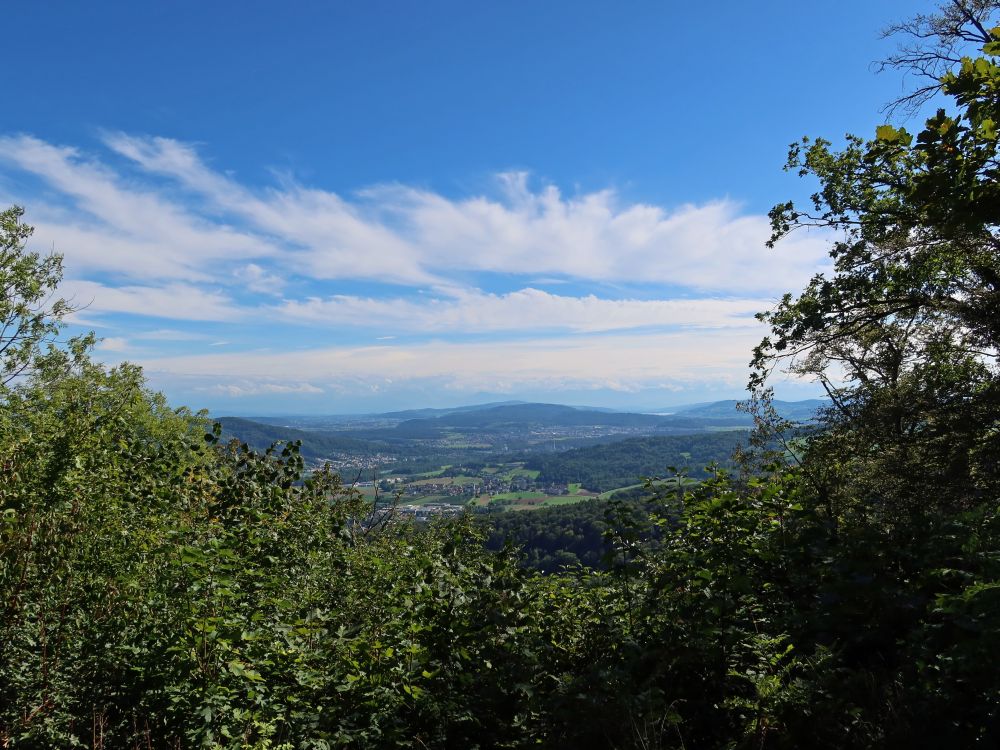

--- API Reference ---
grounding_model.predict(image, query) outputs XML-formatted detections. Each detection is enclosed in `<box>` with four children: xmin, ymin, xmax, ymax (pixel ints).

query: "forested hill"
<box><xmin>397</xmin><ymin>402</ymin><xmax>663</xmax><ymax>429</ymax></box>
<box><xmin>672</xmin><ymin>398</ymin><xmax>827</xmax><ymax>422</ymax></box>
<box><xmin>216</xmin><ymin>417</ymin><xmax>389</xmax><ymax>459</ymax></box>
<box><xmin>387</xmin><ymin>402</ymin><xmax>754</xmax><ymax>438</ymax></box>
<box><xmin>234</xmin><ymin>400</ymin><xmax>827</xmax><ymax>440</ymax></box>
<box><xmin>527</xmin><ymin>431</ymin><xmax>746</xmax><ymax>492</ymax></box>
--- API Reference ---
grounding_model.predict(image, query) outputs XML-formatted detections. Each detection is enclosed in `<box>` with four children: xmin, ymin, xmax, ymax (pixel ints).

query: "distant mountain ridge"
<box><xmin>383</xmin><ymin>402</ymin><xmax>778</xmax><ymax>438</ymax></box>
<box><xmin>235</xmin><ymin>398</ymin><xmax>826</xmax><ymax>427</ymax></box>
<box><xmin>215</xmin><ymin>399</ymin><xmax>828</xmax><ymax>462</ymax></box>
<box><xmin>671</xmin><ymin>398</ymin><xmax>827</xmax><ymax>422</ymax></box>
<box><xmin>378</xmin><ymin>401</ymin><xmax>528</xmax><ymax>420</ymax></box>
<box><xmin>394</xmin><ymin>403</ymin><xmax>666</xmax><ymax>431</ymax></box>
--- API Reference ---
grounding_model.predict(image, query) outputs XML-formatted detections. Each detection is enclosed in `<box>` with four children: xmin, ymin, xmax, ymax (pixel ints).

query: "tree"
<box><xmin>744</xmin><ymin>14</ymin><xmax>1000</xmax><ymax>742</ymax></box>
<box><xmin>0</xmin><ymin>207</ymin><xmax>72</xmax><ymax>389</ymax></box>
<box><xmin>753</xmin><ymin>11</ymin><xmax>1000</xmax><ymax>515</ymax></box>
<box><xmin>879</xmin><ymin>0</ymin><xmax>1000</xmax><ymax>115</ymax></box>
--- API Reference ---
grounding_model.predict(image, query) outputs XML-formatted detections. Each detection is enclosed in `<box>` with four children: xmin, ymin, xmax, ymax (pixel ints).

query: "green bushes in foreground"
<box><xmin>4</xmin><ymin>388</ymin><xmax>998</xmax><ymax>749</ymax></box>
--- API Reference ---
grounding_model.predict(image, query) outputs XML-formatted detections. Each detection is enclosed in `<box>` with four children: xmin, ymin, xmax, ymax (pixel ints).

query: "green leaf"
<box><xmin>875</xmin><ymin>124</ymin><xmax>900</xmax><ymax>142</ymax></box>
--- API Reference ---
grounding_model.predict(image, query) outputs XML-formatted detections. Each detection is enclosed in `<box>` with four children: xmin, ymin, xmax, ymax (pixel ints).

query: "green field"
<box><xmin>392</xmin><ymin>460</ymin><xmax>658</xmax><ymax>513</ymax></box>
<box><xmin>492</xmin><ymin>492</ymin><xmax>595</xmax><ymax>512</ymax></box>
<box><xmin>491</xmin><ymin>490</ymin><xmax>546</xmax><ymax>501</ymax></box>
<box><xmin>596</xmin><ymin>477</ymin><xmax>698</xmax><ymax>500</ymax></box>
<box><xmin>597</xmin><ymin>484</ymin><xmax>641</xmax><ymax>499</ymax></box>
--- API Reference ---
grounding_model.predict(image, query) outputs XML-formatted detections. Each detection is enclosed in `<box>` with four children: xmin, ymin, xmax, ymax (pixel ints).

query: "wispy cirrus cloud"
<box><xmin>199</xmin><ymin>381</ymin><xmax>325</xmax><ymax>398</ymax></box>
<box><xmin>101</xmin><ymin>133</ymin><xmax>828</xmax><ymax>294</ymax></box>
<box><xmin>0</xmin><ymin>135</ymin><xmax>278</xmax><ymax>284</ymax></box>
<box><xmin>1</xmin><ymin>132</ymin><xmax>828</xmax><ymax>306</ymax></box>
<box><xmin>61</xmin><ymin>280</ymin><xmax>242</xmax><ymax>322</ymax></box>
<box><xmin>134</xmin><ymin>329</ymin><xmax>219</xmax><ymax>342</ymax></box>
<box><xmin>275</xmin><ymin>287</ymin><xmax>767</xmax><ymax>334</ymax></box>
<box><xmin>103</xmin><ymin>132</ymin><xmax>438</xmax><ymax>287</ymax></box>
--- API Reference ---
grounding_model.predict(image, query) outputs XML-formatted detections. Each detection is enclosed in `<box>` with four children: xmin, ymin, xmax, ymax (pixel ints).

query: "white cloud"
<box><xmin>96</xmin><ymin>336</ymin><xmax>129</xmax><ymax>352</ymax></box>
<box><xmin>234</xmin><ymin>263</ymin><xmax>285</xmax><ymax>295</ymax></box>
<box><xmin>139</xmin><ymin>328</ymin><xmax>762</xmax><ymax>396</ymax></box>
<box><xmin>101</xmin><ymin>133</ymin><xmax>828</xmax><ymax>294</ymax></box>
<box><xmin>199</xmin><ymin>381</ymin><xmax>324</xmax><ymax>397</ymax></box>
<box><xmin>355</xmin><ymin>175</ymin><xmax>814</xmax><ymax>292</ymax></box>
<box><xmin>275</xmin><ymin>287</ymin><xmax>767</xmax><ymax>333</ymax></box>
<box><xmin>2</xmin><ymin>134</ymin><xmax>832</xmax><ymax>301</ymax></box>
<box><xmin>3</xmin><ymin>132</ymin><xmax>831</xmax><ymax>306</ymax></box>
<box><xmin>103</xmin><ymin>133</ymin><xmax>438</xmax><ymax>287</ymax></box>
<box><xmin>0</xmin><ymin>135</ymin><xmax>279</xmax><ymax>284</ymax></box>
<box><xmin>60</xmin><ymin>279</ymin><xmax>242</xmax><ymax>321</ymax></box>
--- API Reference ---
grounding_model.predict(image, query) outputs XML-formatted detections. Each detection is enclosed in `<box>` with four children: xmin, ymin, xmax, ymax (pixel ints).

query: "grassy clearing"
<box><xmin>598</xmin><ymin>484</ymin><xmax>642</xmax><ymax>500</ymax></box>
<box><xmin>486</xmin><ymin>494</ymin><xmax>591</xmax><ymax>512</ymax></box>
<box><xmin>508</xmin><ymin>468</ymin><xmax>541</xmax><ymax>480</ymax></box>
<box><xmin>596</xmin><ymin>477</ymin><xmax>699</xmax><ymax>500</ymax></box>
<box><xmin>491</xmin><ymin>490</ymin><xmax>547</xmax><ymax>501</ymax></box>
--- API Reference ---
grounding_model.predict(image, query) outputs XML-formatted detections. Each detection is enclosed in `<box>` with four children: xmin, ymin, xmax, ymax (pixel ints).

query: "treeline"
<box><xmin>527</xmin><ymin>431</ymin><xmax>745</xmax><ymax>491</ymax></box>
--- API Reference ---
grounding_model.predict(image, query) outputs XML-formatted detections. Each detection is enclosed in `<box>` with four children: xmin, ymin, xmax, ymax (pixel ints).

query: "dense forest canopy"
<box><xmin>526</xmin><ymin>432</ymin><xmax>744</xmax><ymax>491</ymax></box>
<box><xmin>2</xmin><ymin>3</ymin><xmax>1000</xmax><ymax>748</ymax></box>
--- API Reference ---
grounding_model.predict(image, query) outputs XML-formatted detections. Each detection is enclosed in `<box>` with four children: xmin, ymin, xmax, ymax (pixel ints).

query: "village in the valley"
<box><xmin>347</xmin><ymin>461</ymin><xmax>604</xmax><ymax>519</ymax></box>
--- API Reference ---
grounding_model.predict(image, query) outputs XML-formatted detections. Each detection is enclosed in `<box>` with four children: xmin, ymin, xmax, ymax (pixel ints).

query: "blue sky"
<box><xmin>2</xmin><ymin>1</ymin><xmax>923</xmax><ymax>414</ymax></box>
